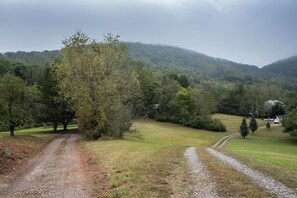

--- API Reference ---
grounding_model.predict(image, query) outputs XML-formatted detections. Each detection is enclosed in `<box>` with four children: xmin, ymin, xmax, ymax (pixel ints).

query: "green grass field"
<box><xmin>225</xmin><ymin>126</ymin><xmax>297</xmax><ymax>188</ymax></box>
<box><xmin>212</xmin><ymin>114</ymin><xmax>265</xmax><ymax>133</ymax></box>
<box><xmin>226</xmin><ymin>126</ymin><xmax>297</xmax><ymax>171</ymax></box>
<box><xmin>82</xmin><ymin>118</ymin><xmax>226</xmax><ymax>197</ymax></box>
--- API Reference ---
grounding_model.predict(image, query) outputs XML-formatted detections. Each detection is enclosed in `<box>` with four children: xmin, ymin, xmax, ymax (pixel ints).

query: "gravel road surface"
<box><xmin>184</xmin><ymin>147</ymin><xmax>219</xmax><ymax>198</ymax></box>
<box><xmin>0</xmin><ymin>134</ymin><xmax>90</xmax><ymax>198</ymax></box>
<box><xmin>207</xmin><ymin>148</ymin><xmax>297</xmax><ymax>198</ymax></box>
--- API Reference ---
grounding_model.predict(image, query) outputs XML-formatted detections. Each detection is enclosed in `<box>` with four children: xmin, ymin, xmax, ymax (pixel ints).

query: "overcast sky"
<box><xmin>0</xmin><ymin>0</ymin><xmax>296</xmax><ymax>66</ymax></box>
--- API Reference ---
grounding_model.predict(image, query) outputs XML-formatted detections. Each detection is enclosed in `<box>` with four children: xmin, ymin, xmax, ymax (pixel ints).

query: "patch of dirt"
<box><xmin>0</xmin><ymin>134</ymin><xmax>92</xmax><ymax>198</ymax></box>
<box><xmin>80</xmin><ymin>145</ymin><xmax>109</xmax><ymax>198</ymax></box>
<box><xmin>0</xmin><ymin>136</ymin><xmax>46</xmax><ymax>175</ymax></box>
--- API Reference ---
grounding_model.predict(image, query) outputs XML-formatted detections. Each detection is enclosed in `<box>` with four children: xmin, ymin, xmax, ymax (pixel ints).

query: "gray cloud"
<box><xmin>0</xmin><ymin>0</ymin><xmax>297</xmax><ymax>66</ymax></box>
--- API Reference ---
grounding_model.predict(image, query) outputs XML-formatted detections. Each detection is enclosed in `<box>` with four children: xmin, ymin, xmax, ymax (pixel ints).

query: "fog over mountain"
<box><xmin>1</xmin><ymin>0</ymin><xmax>297</xmax><ymax>66</ymax></box>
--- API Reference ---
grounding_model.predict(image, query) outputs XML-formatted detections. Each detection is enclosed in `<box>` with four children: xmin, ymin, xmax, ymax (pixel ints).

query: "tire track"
<box><xmin>184</xmin><ymin>147</ymin><xmax>218</xmax><ymax>198</ymax></box>
<box><xmin>207</xmin><ymin>148</ymin><xmax>297</xmax><ymax>198</ymax></box>
<box><xmin>0</xmin><ymin>134</ymin><xmax>91</xmax><ymax>198</ymax></box>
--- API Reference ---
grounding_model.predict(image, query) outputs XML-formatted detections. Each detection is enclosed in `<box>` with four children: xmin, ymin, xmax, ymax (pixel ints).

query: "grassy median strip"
<box><xmin>198</xmin><ymin>148</ymin><xmax>273</xmax><ymax>197</ymax></box>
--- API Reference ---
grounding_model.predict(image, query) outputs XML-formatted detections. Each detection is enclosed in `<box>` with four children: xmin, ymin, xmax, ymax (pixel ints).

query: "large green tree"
<box><xmin>282</xmin><ymin>93</ymin><xmax>297</xmax><ymax>136</ymax></box>
<box><xmin>55</xmin><ymin>32</ymin><xmax>140</xmax><ymax>139</ymax></box>
<box><xmin>0</xmin><ymin>73</ymin><xmax>37</xmax><ymax>136</ymax></box>
<box><xmin>38</xmin><ymin>65</ymin><xmax>75</xmax><ymax>131</ymax></box>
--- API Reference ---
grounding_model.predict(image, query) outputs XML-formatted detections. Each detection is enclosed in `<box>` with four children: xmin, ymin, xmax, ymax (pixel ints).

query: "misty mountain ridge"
<box><xmin>0</xmin><ymin>42</ymin><xmax>296</xmax><ymax>89</ymax></box>
<box><xmin>262</xmin><ymin>55</ymin><xmax>297</xmax><ymax>78</ymax></box>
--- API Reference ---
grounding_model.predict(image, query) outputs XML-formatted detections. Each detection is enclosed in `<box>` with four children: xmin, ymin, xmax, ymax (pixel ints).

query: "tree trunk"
<box><xmin>9</xmin><ymin>125</ymin><xmax>15</xmax><ymax>137</ymax></box>
<box><xmin>53</xmin><ymin>121</ymin><xmax>58</xmax><ymax>132</ymax></box>
<box><xmin>63</xmin><ymin>120</ymin><xmax>68</xmax><ymax>131</ymax></box>
<box><xmin>63</xmin><ymin>122</ymin><xmax>68</xmax><ymax>131</ymax></box>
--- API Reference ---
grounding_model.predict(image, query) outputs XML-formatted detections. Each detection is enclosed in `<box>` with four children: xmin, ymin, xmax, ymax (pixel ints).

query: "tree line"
<box><xmin>0</xmin><ymin>32</ymin><xmax>296</xmax><ymax>139</ymax></box>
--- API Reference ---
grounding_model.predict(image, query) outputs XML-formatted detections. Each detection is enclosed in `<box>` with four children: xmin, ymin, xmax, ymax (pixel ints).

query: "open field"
<box><xmin>225</xmin><ymin>126</ymin><xmax>297</xmax><ymax>188</ymax></box>
<box><xmin>81</xmin><ymin>118</ymin><xmax>225</xmax><ymax>197</ymax></box>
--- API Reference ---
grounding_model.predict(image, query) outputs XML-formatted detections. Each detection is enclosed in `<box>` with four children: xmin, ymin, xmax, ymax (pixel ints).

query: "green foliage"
<box><xmin>282</xmin><ymin>111</ymin><xmax>297</xmax><ymax>137</ymax></box>
<box><xmin>141</xmin><ymin>73</ymin><xmax>226</xmax><ymax>132</ymax></box>
<box><xmin>168</xmin><ymin>74</ymin><xmax>190</xmax><ymax>88</ymax></box>
<box><xmin>240</xmin><ymin>117</ymin><xmax>249</xmax><ymax>138</ymax></box>
<box><xmin>55</xmin><ymin>32</ymin><xmax>140</xmax><ymax>139</ymax></box>
<box><xmin>38</xmin><ymin>65</ymin><xmax>75</xmax><ymax>131</ymax></box>
<box><xmin>187</xmin><ymin>116</ymin><xmax>226</xmax><ymax>132</ymax></box>
<box><xmin>0</xmin><ymin>73</ymin><xmax>38</xmax><ymax>136</ymax></box>
<box><xmin>282</xmin><ymin>93</ymin><xmax>297</xmax><ymax>137</ymax></box>
<box><xmin>0</xmin><ymin>58</ymin><xmax>41</xmax><ymax>85</ymax></box>
<box><xmin>0</xmin><ymin>50</ymin><xmax>59</xmax><ymax>67</ymax></box>
<box><xmin>249</xmin><ymin>115</ymin><xmax>258</xmax><ymax>134</ymax></box>
<box><xmin>174</xmin><ymin>87</ymin><xmax>196</xmax><ymax>117</ymax></box>
<box><xmin>271</xmin><ymin>102</ymin><xmax>285</xmax><ymax>117</ymax></box>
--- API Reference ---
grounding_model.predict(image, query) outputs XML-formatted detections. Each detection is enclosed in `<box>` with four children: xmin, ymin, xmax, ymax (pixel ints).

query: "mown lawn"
<box><xmin>81</xmin><ymin>118</ymin><xmax>226</xmax><ymax>197</ymax></box>
<box><xmin>225</xmin><ymin>126</ymin><xmax>297</xmax><ymax>188</ymax></box>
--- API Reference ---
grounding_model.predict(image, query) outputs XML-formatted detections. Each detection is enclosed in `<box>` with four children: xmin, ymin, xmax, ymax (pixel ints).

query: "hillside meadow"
<box><xmin>81</xmin><ymin>118</ymin><xmax>226</xmax><ymax>197</ymax></box>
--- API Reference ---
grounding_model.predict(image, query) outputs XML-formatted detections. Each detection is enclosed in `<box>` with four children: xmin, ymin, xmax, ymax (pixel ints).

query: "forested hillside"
<box><xmin>125</xmin><ymin>42</ymin><xmax>260</xmax><ymax>80</ymax></box>
<box><xmin>0</xmin><ymin>50</ymin><xmax>59</xmax><ymax>67</ymax></box>
<box><xmin>0</xmin><ymin>37</ymin><xmax>296</xmax><ymax>133</ymax></box>
<box><xmin>1</xmin><ymin>42</ymin><xmax>297</xmax><ymax>91</ymax></box>
<box><xmin>263</xmin><ymin>55</ymin><xmax>297</xmax><ymax>78</ymax></box>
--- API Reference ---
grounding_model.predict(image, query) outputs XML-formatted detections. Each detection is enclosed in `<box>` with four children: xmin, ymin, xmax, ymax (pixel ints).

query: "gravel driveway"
<box><xmin>0</xmin><ymin>134</ymin><xmax>91</xmax><ymax>198</ymax></box>
<box><xmin>184</xmin><ymin>147</ymin><xmax>218</xmax><ymax>198</ymax></box>
<box><xmin>207</xmin><ymin>148</ymin><xmax>297</xmax><ymax>198</ymax></box>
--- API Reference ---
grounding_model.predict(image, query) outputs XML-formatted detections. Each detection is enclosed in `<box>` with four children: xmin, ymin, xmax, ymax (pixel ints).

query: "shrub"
<box><xmin>155</xmin><ymin>114</ymin><xmax>168</xmax><ymax>122</ymax></box>
<box><xmin>185</xmin><ymin>116</ymin><xmax>226</xmax><ymax>132</ymax></box>
<box><xmin>189</xmin><ymin>117</ymin><xmax>205</xmax><ymax>129</ymax></box>
<box><xmin>204</xmin><ymin>118</ymin><xmax>226</xmax><ymax>132</ymax></box>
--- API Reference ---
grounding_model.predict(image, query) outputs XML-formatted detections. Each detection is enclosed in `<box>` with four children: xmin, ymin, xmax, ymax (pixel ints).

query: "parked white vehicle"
<box><xmin>274</xmin><ymin>117</ymin><xmax>280</xmax><ymax>124</ymax></box>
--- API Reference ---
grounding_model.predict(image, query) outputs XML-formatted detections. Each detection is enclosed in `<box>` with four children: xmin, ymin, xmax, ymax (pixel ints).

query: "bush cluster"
<box><xmin>153</xmin><ymin>113</ymin><xmax>226</xmax><ymax>132</ymax></box>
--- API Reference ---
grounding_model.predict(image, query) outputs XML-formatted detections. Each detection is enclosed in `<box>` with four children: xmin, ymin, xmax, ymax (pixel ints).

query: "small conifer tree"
<box><xmin>240</xmin><ymin>117</ymin><xmax>249</xmax><ymax>138</ymax></box>
<box><xmin>249</xmin><ymin>115</ymin><xmax>258</xmax><ymax>134</ymax></box>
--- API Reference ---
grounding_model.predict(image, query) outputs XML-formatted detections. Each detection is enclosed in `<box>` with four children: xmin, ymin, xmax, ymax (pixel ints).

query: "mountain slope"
<box><xmin>125</xmin><ymin>42</ymin><xmax>261</xmax><ymax>81</ymax></box>
<box><xmin>1</xmin><ymin>42</ymin><xmax>297</xmax><ymax>89</ymax></box>
<box><xmin>0</xmin><ymin>50</ymin><xmax>59</xmax><ymax>67</ymax></box>
<box><xmin>262</xmin><ymin>55</ymin><xmax>297</xmax><ymax>78</ymax></box>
